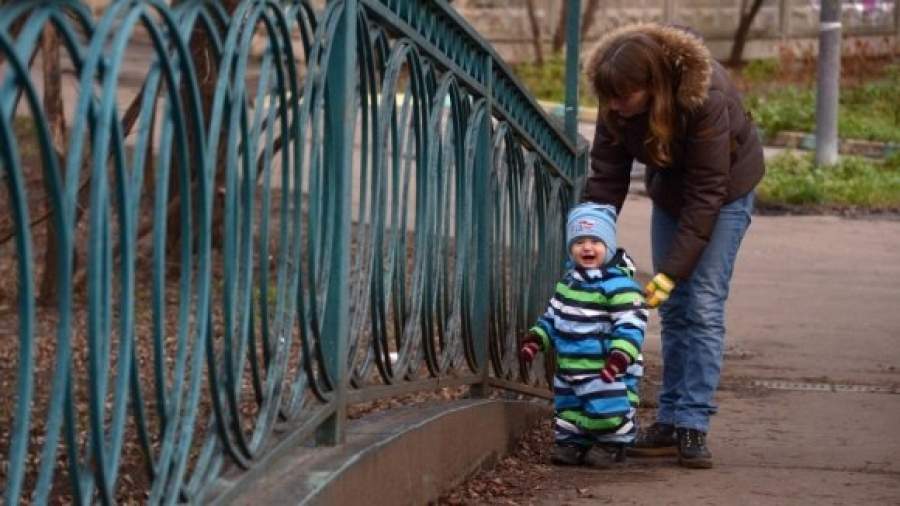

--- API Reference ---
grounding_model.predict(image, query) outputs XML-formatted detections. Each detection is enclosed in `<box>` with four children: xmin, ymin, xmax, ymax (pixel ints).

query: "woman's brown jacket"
<box><xmin>582</xmin><ymin>23</ymin><xmax>764</xmax><ymax>281</ymax></box>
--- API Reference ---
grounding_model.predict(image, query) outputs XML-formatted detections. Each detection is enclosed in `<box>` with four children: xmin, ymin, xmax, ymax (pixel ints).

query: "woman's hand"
<box><xmin>644</xmin><ymin>273</ymin><xmax>675</xmax><ymax>308</ymax></box>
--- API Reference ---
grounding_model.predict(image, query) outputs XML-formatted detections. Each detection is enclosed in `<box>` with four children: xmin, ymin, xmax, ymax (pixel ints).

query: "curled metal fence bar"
<box><xmin>0</xmin><ymin>0</ymin><xmax>586</xmax><ymax>502</ymax></box>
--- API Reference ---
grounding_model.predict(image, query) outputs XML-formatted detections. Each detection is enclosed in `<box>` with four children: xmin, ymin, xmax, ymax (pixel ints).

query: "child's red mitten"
<box><xmin>519</xmin><ymin>334</ymin><xmax>541</xmax><ymax>362</ymax></box>
<box><xmin>599</xmin><ymin>350</ymin><xmax>629</xmax><ymax>383</ymax></box>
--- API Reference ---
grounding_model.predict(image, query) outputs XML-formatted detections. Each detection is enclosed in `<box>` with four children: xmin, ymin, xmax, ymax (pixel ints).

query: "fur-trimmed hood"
<box><xmin>582</xmin><ymin>25</ymin><xmax>765</xmax><ymax>282</ymax></box>
<box><xmin>585</xmin><ymin>23</ymin><xmax>713</xmax><ymax>111</ymax></box>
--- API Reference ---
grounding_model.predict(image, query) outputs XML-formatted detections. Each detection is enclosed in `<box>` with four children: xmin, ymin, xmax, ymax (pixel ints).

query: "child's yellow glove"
<box><xmin>644</xmin><ymin>273</ymin><xmax>675</xmax><ymax>308</ymax></box>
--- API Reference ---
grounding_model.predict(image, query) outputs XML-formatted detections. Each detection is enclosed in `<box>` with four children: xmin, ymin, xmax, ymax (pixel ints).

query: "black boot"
<box><xmin>582</xmin><ymin>443</ymin><xmax>627</xmax><ymax>468</ymax></box>
<box><xmin>677</xmin><ymin>428</ymin><xmax>713</xmax><ymax>469</ymax></box>
<box><xmin>551</xmin><ymin>444</ymin><xmax>587</xmax><ymax>466</ymax></box>
<box><xmin>629</xmin><ymin>422</ymin><xmax>678</xmax><ymax>456</ymax></box>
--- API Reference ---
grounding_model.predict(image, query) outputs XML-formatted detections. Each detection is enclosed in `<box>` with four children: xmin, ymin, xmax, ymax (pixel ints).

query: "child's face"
<box><xmin>570</xmin><ymin>238</ymin><xmax>606</xmax><ymax>269</ymax></box>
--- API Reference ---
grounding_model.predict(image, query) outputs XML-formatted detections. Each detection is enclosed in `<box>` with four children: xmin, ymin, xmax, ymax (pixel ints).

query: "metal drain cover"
<box><xmin>752</xmin><ymin>379</ymin><xmax>898</xmax><ymax>395</ymax></box>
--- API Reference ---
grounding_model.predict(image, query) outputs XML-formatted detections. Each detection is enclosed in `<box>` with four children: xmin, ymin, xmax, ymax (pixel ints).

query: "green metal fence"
<box><xmin>0</xmin><ymin>0</ymin><xmax>585</xmax><ymax>502</ymax></box>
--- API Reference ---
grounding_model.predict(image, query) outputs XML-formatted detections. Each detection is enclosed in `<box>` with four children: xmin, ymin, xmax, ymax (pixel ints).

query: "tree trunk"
<box><xmin>524</xmin><ymin>0</ymin><xmax>544</xmax><ymax>65</ymax></box>
<box><xmin>551</xmin><ymin>2</ymin><xmax>568</xmax><ymax>54</ymax></box>
<box><xmin>580</xmin><ymin>0</ymin><xmax>601</xmax><ymax>43</ymax></box>
<box><xmin>167</xmin><ymin>0</ymin><xmax>242</xmax><ymax>255</ymax></box>
<box><xmin>729</xmin><ymin>0</ymin><xmax>766</xmax><ymax>66</ymax></box>
<box><xmin>38</xmin><ymin>26</ymin><xmax>67</xmax><ymax>306</ymax></box>
<box><xmin>70</xmin><ymin>0</ymin><xmax>243</xmax><ymax>289</ymax></box>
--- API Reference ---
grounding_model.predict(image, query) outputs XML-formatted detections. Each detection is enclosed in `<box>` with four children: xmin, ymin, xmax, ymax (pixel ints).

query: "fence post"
<box><xmin>472</xmin><ymin>52</ymin><xmax>494</xmax><ymax>398</ymax></box>
<box><xmin>663</xmin><ymin>0</ymin><xmax>676</xmax><ymax>23</ymax></box>
<box><xmin>779</xmin><ymin>0</ymin><xmax>790</xmax><ymax>38</ymax></box>
<box><xmin>317</xmin><ymin>0</ymin><xmax>357</xmax><ymax>445</ymax></box>
<box><xmin>896</xmin><ymin>0</ymin><xmax>900</xmax><ymax>44</ymax></box>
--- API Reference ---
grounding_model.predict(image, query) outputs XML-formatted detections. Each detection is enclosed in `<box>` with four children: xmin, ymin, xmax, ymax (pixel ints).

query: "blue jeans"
<box><xmin>651</xmin><ymin>191</ymin><xmax>754</xmax><ymax>433</ymax></box>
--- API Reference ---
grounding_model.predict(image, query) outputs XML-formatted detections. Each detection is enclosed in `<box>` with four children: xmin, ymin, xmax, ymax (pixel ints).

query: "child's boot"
<box><xmin>582</xmin><ymin>443</ymin><xmax>626</xmax><ymax>468</ymax></box>
<box><xmin>550</xmin><ymin>444</ymin><xmax>586</xmax><ymax>466</ymax></box>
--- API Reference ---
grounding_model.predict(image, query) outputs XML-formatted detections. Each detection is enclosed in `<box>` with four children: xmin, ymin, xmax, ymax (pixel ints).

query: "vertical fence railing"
<box><xmin>0</xmin><ymin>0</ymin><xmax>585</xmax><ymax>503</ymax></box>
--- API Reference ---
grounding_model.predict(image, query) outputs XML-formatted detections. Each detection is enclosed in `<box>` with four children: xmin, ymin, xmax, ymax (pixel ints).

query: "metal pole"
<box><xmin>815</xmin><ymin>0</ymin><xmax>841</xmax><ymax>166</ymax></box>
<box><xmin>317</xmin><ymin>0</ymin><xmax>357</xmax><ymax>445</ymax></box>
<box><xmin>564</xmin><ymin>0</ymin><xmax>581</xmax><ymax>144</ymax></box>
<box><xmin>472</xmin><ymin>53</ymin><xmax>493</xmax><ymax>398</ymax></box>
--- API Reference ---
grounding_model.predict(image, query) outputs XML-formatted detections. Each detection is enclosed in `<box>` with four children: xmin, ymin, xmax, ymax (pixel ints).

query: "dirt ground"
<box><xmin>438</xmin><ymin>375</ymin><xmax>900</xmax><ymax>505</ymax></box>
<box><xmin>437</xmin><ymin>190</ymin><xmax>900</xmax><ymax>506</ymax></box>
<box><xmin>434</xmin><ymin>379</ymin><xmax>663</xmax><ymax>506</ymax></box>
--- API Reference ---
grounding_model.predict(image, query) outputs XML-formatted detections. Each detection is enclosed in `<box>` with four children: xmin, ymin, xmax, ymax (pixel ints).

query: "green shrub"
<box><xmin>745</xmin><ymin>86</ymin><xmax>816</xmax><ymax>139</ymax></box>
<box><xmin>511</xmin><ymin>56</ymin><xmax>900</xmax><ymax>144</ymax></box>
<box><xmin>758</xmin><ymin>151</ymin><xmax>900</xmax><ymax>209</ymax></box>
<box><xmin>741</xmin><ymin>59</ymin><xmax>781</xmax><ymax>84</ymax></box>
<box><xmin>746</xmin><ymin>67</ymin><xmax>900</xmax><ymax>143</ymax></box>
<box><xmin>512</xmin><ymin>55</ymin><xmax>598</xmax><ymax>108</ymax></box>
<box><xmin>884</xmin><ymin>149</ymin><xmax>900</xmax><ymax>169</ymax></box>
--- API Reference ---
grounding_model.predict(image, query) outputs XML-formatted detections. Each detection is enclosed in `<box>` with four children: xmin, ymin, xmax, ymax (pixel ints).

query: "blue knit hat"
<box><xmin>566</xmin><ymin>203</ymin><xmax>617</xmax><ymax>264</ymax></box>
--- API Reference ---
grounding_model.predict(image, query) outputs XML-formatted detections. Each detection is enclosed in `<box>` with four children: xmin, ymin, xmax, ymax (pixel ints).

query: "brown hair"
<box><xmin>593</xmin><ymin>33</ymin><xmax>678</xmax><ymax>167</ymax></box>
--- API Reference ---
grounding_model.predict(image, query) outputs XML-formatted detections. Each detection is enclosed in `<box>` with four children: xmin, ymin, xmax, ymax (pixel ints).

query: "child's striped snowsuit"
<box><xmin>529</xmin><ymin>253</ymin><xmax>648</xmax><ymax>447</ymax></box>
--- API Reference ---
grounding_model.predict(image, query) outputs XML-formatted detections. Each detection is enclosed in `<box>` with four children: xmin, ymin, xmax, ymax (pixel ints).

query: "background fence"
<box><xmin>0</xmin><ymin>0</ymin><xmax>583</xmax><ymax>503</ymax></box>
<box><xmin>454</xmin><ymin>0</ymin><xmax>900</xmax><ymax>62</ymax></box>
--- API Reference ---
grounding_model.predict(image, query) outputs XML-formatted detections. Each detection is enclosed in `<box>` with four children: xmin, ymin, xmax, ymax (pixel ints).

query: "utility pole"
<box><xmin>815</xmin><ymin>0</ymin><xmax>841</xmax><ymax>166</ymax></box>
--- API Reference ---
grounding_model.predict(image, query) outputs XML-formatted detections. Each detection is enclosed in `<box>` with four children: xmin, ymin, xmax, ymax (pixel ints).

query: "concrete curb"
<box><xmin>222</xmin><ymin>399</ymin><xmax>551</xmax><ymax>506</ymax></box>
<box><xmin>534</xmin><ymin>100</ymin><xmax>899</xmax><ymax>159</ymax></box>
<box><xmin>764</xmin><ymin>130</ymin><xmax>899</xmax><ymax>159</ymax></box>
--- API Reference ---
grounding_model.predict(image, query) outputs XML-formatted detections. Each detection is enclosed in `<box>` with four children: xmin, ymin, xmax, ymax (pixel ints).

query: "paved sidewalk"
<box><xmin>552</xmin><ymin>193</ymin><xmax>900</xmax><ymax>504</ymax></box>
<box><xmin>531</xmin><ymin>123</ymin><xmax>900</xmax><ymax>505</ymax></box>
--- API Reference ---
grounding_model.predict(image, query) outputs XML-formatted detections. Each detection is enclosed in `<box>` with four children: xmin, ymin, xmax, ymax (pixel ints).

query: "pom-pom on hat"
<box><xmin>566</xmin><ymin>203</ymin><xmax>617</xmax><ymax>264</ymax></box>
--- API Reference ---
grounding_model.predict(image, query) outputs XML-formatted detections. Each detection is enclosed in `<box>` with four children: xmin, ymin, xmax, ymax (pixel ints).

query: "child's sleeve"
<box><xmin>527</xmin><ymin>301</ymin><xmax>557</xmax><ymax>352</ymax></box>
<box><xmin>607</xmin><ymin>280</ymin><xmax>648</xmax><ymax>364</ymax></box>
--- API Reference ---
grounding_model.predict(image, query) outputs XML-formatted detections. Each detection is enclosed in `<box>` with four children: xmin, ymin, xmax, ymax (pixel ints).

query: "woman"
<box><xmin>582</xmin><ymin>23</ymin><xmax>764</xmax><ymax>469</ymax></box>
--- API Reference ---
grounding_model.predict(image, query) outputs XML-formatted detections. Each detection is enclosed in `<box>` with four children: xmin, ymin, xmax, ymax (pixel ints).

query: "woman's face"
<box><xmin>608</xmin><ymin>89</ymin><xmax>649</xmax><ymax>118</ymax></box>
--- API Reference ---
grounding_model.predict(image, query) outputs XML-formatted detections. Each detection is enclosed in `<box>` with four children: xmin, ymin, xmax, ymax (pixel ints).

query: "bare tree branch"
<box><xmin>551</xmin><ymin>2</ymin><xmax>567</xmax><ymax>54</ymax></box>
<box><xmin>524</xmin><ymin>0</ymin><xmax>544</xmax><ymax>65</ymax></box>
<box><xmin>730</xmin><ymin>0</ymin><xmax>766</xmax><ymax>66</ymax></box>
<box><xmin>38</xmin><ymin>25</ymin><xmax>67</xmax><ymax>305</ymax></box>
<box><xmin>580</xmin><ymin>0</ymin><xmax>601</xmax><ymax>43</ymax></box>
